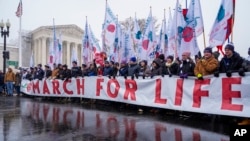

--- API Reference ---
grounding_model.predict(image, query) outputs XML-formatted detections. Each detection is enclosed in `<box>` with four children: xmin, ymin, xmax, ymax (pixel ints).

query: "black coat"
<box><xmin>219</xmin><ymin>52</ymin><xmax>244</xmax><ymax>73</ymax></box>
<box><xmin>71</xmin><ymin>66</ymin><xmax>82</xmax><ymax>78</ymax></box>
<box><xmin>166</xmin><ymin>62</ymin><xmax>179</xmax><ymax>75</ymax></box>
<box><xmin>179</xmin><ymin>60</ymin><xmax>195</xmax><ymax>76</ymax></box>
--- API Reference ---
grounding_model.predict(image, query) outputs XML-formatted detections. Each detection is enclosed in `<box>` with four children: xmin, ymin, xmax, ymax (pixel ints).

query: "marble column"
<box><xmin>41</xmin><ymin>37</ymin><xmax>47</xmax><ymax>66</ymax></box>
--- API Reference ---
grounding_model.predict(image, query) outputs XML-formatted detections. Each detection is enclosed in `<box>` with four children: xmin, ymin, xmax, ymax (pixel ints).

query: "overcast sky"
<box><xmin>0</xmin><ymin>0</ymin><xmax>249</xmax><ymax>57</ymax></box>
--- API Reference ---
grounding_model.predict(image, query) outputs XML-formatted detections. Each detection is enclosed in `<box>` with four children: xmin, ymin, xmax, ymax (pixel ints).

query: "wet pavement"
<box><xmin>0</xmin><ymin>96</ymin><xmax>231</xmax><ymax>141</ymax></box>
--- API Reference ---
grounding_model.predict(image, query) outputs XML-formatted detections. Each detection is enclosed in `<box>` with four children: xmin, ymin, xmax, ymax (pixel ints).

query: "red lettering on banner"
<box><xmin>124</xmin><ymin>118</ymin><xmax>137</xmax><ymax>141</ymax></box>
<box><xmin>175</xmin><ymin>79</ymin><xmax>184</xmax><ymax>106</ymax></box>
<box><xmin>193</xmin><ymin>132</ymin><xmax>201</xmax><ymax>141</ymax></box>
<box><xmin>155</xmin><ymin>123</ymin><xmax>166</xmax><ymax>141</ymax></box>
<box><xmin>175</xmin><ymin>128</ymin><xmax>183</xmax><ymax>141</ymax></box>
<box><xmin>124</xmin><ymin>79</ymin><xmax>137</xmax><ymax>100</ymax></box>
<box><xmin>32</xmin><ymin>80</ymin><xmax>40</xmax><ymax>94</ymax></box>
<box><xmin>96</xmin><ymin>78</ymin><xmax>104</xmax><ymax>96</ymax></box>
<box><xmin>221</xmin><ymin>78</ymin><xmax>243</xmax><ymax>111</ymax></box>
<box><xmin>63</xmin><ymin>80</ymin><xmax>73</xmax><ymax>95</ymax></box>
<box><xmin>76</xmin><ymin>79</ymin><xmax>84</xmax><ymax>95</ymax></box>
<box><xmin>53</xmin><ymin>107</ymin><xmax>60</xmax><ymax>124</ymax></box>
<box><xmin>107</xmin><ymin>79</ymin><xmax>120</xmax><ymax>98</ymax></box>
<box><xmin>155</xmin><ymin>79</ymin><xmax>167</xmax><ymax>104</ymax></box>
<box><xmin>193</xmin><ymin>79</ymin><xmax>210</xmax><ymax>108</ymax></box>
<box><xmin>63</xmin><ymin>110</ymin><xmax>73</xmax><ymax>125</ymax></box>
<box><xmin>43</xmin><ymin>80</ymin><xmax>50</xmax><ymax>94</ymax></box>
<box><xmin>52</xmin><ymin>80</ymin><xmax>60</xmax><ymax>94</ymax></box>
<box><xmin>107</xmin><ymin>116</ymin><xmax>120</xmax><ymax>138</ymax></box>
<box><xmin>76</xmin><ymin>111</ymin><xmax>84</xmax><ymax>129</ymax></box>
<box><xmin>43</xmin><ymin>104</ymin><xmax>49</xmax><ymax>122</ymax></box>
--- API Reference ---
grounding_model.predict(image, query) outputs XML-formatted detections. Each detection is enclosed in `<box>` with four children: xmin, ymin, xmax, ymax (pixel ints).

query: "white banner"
<box><xmin>21</xmin><ymin>73</ymin><xmax>250</xmax><ymax>117</ymax></box>
<box><xmin>21</xmin><ymin>100</ymin><xmax>229</xmax><ymax>141</ymax></box>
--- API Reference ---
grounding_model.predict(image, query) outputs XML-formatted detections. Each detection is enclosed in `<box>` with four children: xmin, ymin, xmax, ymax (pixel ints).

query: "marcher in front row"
<box><xmin>194</xmin><ymin>47</ymin><xmax>219</xmax><ymax>80</ymax></box>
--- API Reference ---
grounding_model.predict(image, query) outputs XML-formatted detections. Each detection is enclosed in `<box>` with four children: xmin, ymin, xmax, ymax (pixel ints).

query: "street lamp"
<box><xmin>0</xmin><ymin>19</ymin><xmax>11</xmax><ymax>74</ymax></box>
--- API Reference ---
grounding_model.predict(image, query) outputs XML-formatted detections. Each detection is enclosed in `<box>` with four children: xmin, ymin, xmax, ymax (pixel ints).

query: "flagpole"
<box><xmin>18</xmin><ymin>8</ymin><xmax>22</xmax><ymax>67</ymax></box>
<box><xmin>231</xmin><ymin>0</ymin><xmax>235</xmax><ymax>43</ymax></box>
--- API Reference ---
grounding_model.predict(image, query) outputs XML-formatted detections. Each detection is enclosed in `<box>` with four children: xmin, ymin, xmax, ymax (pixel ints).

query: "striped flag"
<box><xmin>16</xmin><ymin>0</ymin><xmax>23</xmax><ymax>17</ymax></box>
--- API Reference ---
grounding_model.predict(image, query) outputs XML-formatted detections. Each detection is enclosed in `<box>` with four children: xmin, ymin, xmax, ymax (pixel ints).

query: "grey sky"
<box><xmin>0</xmin><ymin>0</ymin><xmax>249</xmax><ymax>57</ymax></box>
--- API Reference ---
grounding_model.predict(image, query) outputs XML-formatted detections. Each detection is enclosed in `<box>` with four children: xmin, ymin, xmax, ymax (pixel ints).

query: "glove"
<box><xmin>169</xmin><ymin>74</ymin><xmax>172</xmax><ymax>77</ymax></box>
<box><xmin>180</xmin><ymin>73</ymin><xmax>188</xmax><ymax>79</ymax></box>
<box><xmin>238</xmin><ymin>68</ymin><xmax>245</xmax><ymax>77</ymax></box>
<box><xmin>214</xmin><ymin>71</ymin><xmax>219</xmax><ymax>77</ymax></box>
<box><xmin>131</xmin><ymin>75</ymin><xmax>135</xmax><ymax>80</ymax></box>
<box><xmin>108</xmin><ymin>75</ymin><xmax>111</xmax><ymax>79</ymax></box>
<box><xmin>226</xmin><ymin>70</ymin><xmax>232</xmax><ymax>77</ymax></box>
<box><xmin>135</xmin><ymin>74</ymin><xmax>139</xmax><ymax>79</ymax></box>
<box><xmin>197</xmin><ymin>73</ymin><xmax>203</xmax><ymax>80</ymax></box>
<box><xmin>161</xmin><ymin>74</ymin><xmax>164</xmax><ymax>77</ymax></box>
<box><xmin>151</xmin><ymin>75</ymin><xmax>154</xmax><ymax>78</ymax></box>
<box><xmin>142</xmin><ymin>75</ymin><xmax>145</xmax><ymax>79</ymax></box>
<box><xmin>124</xmin><ymin>75</ymin><xmax>127</xmax><ymax>79</ymax></box>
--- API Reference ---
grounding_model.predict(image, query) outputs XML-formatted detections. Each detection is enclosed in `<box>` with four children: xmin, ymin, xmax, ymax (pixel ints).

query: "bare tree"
<box><xmin>120</xmin><ymin>17</ymin><xmax>160</xmax><ymax>33</ymax></box>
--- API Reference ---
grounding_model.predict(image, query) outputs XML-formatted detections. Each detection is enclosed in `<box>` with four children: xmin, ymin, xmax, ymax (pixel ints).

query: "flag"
<box><xmin>209</xmin><ymin>0</ymin><xmax>235</xmax><ymax>47</ymax></box>
<box><xmin>121</xmin><ymin>29</ymin><xmax>135</xmax><ymax>62</ymax></box>
<box><xmin>156</xmin><ymin>15</ymin><xmax>168</xmax><ymax>57</ymax></box>
<box><xmin>102</xmin><ymin>2</ymin><xmax>117</xmax><ymax>56</ymax></box>
<box><xmin>16</xmin><ymin>0</ymin><xmax>23</xmax><ymax>17</ymax></box>
<box><xmin>141</xmin><ymin>8</ymin><xmax>157</xmax><ymax>60</ymax></box>
<box><xmin>112</xmin><ymin>21</ymin><xmax>122</xmax><ymax>62</ymax></box>
<box><xmin>29</xmin><ymin>51</ymin><xmax>34</xmax><ymax>67</ymax></box>
<box><xmin>53</xmin><ymin>19</ymin><xmax>58</xmax><ymax>64</ymax></box>
<box><xmin>133</xmin><ymin>14</ymin><xmax>143</xmax><ymax>60</ymax></box>
<box><xmin>82</xmin><ymin>19</ymin><xmax>90</xmax><ymax>64</ymax></box>
<box><xmin>168</xmin><ymin>0</ymin><xmax>186</xmax><ymax>58</ymax></box>
<box><xmin>56</xmin><ymin>33</ymin><xmax>62</xmax><ymax>64</ymax></box>
<box><xmin>48</xmin><ymin>39</ymin><xmax>54</xmax><ymax>68</ymax></box>
<box><xmin>179</xmin><ymin>0</ymin><xmax>204</xmax><ymax>56</ymax></box>
<box><xmin>89</xmin><ymin>25</ymin><xmax>101</xmax><ymax>54</ymax></box>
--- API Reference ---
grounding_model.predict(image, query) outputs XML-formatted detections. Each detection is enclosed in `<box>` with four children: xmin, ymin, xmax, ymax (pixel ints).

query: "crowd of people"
<box><xmin>0</xmin><ymin>43</ymin><xmax>250</xmax><ymax>125</ymax></box>
<box><xmin>0</xmin><ymin>44</ymin><xmax>250</xmax><ymax>96</ymax></box>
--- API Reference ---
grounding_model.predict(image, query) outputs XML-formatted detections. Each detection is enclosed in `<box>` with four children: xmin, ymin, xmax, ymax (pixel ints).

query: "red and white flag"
<box><xmin>16</xmin><ymin>0</ymin><xmax>23</xmax><ymax>17</ymax></box>
<box><xmin>209</xmin><ymin>0</ymin><xmax>235</xmax><ymax>47</ymax></box>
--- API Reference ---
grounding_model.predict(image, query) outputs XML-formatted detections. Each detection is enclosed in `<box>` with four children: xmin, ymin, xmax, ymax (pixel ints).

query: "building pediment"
<box><xmin>31</xmin><ymin>24</ymin><xmax>84</xmax><ymax>39</ymax></box>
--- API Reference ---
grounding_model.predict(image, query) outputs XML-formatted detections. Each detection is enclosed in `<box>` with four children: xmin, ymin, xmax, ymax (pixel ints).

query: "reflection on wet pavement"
<box><xmin>0</xmin><ymin>96</ymin><xmax>229</xmax><ymax>141</ymax></box>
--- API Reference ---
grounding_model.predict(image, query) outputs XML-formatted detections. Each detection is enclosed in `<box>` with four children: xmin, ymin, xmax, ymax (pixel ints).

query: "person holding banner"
<box><xmin>165</xmin><ymin>55</ymin><xmax>179</xmax><ymax>77</ymax></box>
<box><xmin>128</xmin><ymin>57</ymin><xmax>140</xmax><ymax>78</ymax></box>
<box><xmin>179</xmin><ymin>52</ymin><xmax>195</xmax><ymax>78</ymax></box>
<box><xmin>194</xmin><ymin>48</ymin><xmax>219</xmax><ymax>80</ymax></box>
<box><xmin>219</xmin><ymin>43</ymin><xmax>245</xmax><ymax>77</ymax></box>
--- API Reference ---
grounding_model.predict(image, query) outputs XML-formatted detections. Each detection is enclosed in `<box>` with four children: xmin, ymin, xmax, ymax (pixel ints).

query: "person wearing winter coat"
<box><xmin>35</xmin><ymin>64</ymin><xmax>44</xmax><ymax>80</ymax></box>
<box><xmin>14</xmin><ymin>70</ymin><xmax>22</xmax><ymax>95</ymax></box>
<box><xmin>151</xmin><ymin>58</ymin><xmax>163</xmax><ymax>76</ymax></box>
<box><xmin>165</xmin><ymin>55</ymin><xmax>179</xmax><ymax>76</ymax></box>
<box><xmin>194</xmin><ymin>48</ymin><xmax>219</xmax><ymax>79</ymax></box>
<box><xmin>59</xmin><ymin>64</ymin><xmax>71</xmax><ymax>80</ymax></box>
<box><xmin>127</xmin><ymin>57</ymin><xmax>140</xmax><ymax>77</ymax></box>
<box><xmin>138</xmin><ymin>60</ymin><xmax>151</xmax><ymax>77</ymax></box>
<box><xmin>4</xmin><ymin>68</ymin><xmax>16</xmax><ymax>96</ymax></box>
<box><xmin>179</xmin><ymin>52</ymin><xmax>196</xmax><ymax>78</ymax></box>
<box><xmin>103</xmin><ymin>61</ymin><xmax>114</xmax><ymax>76</ymax></box>
<box><xmin>119</xmin><ymin>60</ymin><xmax>128</xmax><ymax>77</ymax></box>
<box><xmin>71</xmin><ymin>61</ymin><xmax>82</xmax><ymax>78</ymax></box>
<box><xmin>219</xmin><ymin>43</ymin><xmax>245</xmax><ymax>77</ymax></box>
<box><xmin>44</xmin><ymin>65</ymin><xmax>52</xmax><ymax>79</ymax></box>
